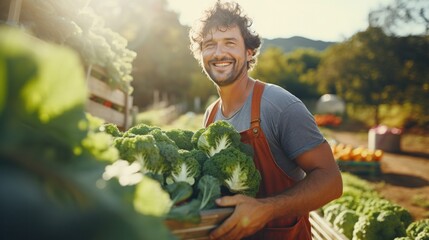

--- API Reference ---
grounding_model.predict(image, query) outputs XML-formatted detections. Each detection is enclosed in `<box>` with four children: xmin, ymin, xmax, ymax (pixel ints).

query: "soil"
<box><xmin>329</xmin><ymin>130</ymin><xmax>429</xmax><ymax>221</ymax></box>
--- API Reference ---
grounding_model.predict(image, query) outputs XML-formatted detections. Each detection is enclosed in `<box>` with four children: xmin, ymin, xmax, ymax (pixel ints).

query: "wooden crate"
<box><xmin>165</xmin><ymin>208</ymin><xmax>347</xmax><ymax>240</ymax></box>
<box><xmin>85</xmin><ymin>65</ymin><xmax>133</xmax><ymax>130</ymax></box>
<box><xmin>165</xmin><ymin>208</ymin><xmax>233</xmax><ymax>240</ymax></box>
<box><xmin>310</xmin><ymin>211</ymin><xmax>348</xmax><ymax>240</ymax></box>
<box><xmin>337</xmin><ymin>160</ymin><xmax>381</xmax><ymax>177</ymax></box>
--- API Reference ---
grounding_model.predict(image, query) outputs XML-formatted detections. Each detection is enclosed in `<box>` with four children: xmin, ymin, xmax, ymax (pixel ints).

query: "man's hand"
<box><xmin>209</xmin><ymin>194</ymin><xmax>273</xmax><ymax>240</ymax></box>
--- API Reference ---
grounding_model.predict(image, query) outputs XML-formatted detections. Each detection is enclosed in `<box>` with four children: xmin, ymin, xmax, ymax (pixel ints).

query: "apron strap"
<box><xmin>250</xmin><ymin>80</ymin><xmax>265</xmax><ymax>130</ymax></box>
<box><xmin>205</xmin><ymin>98</ymin><xmax>220</xmax><ymax>127</ymax></box>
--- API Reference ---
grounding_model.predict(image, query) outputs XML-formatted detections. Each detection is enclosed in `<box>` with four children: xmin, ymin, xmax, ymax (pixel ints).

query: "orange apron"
<box><xmin>205</xmin><ymin>81</ymin><xmax>312</xmax><ymax>240</ymax></box>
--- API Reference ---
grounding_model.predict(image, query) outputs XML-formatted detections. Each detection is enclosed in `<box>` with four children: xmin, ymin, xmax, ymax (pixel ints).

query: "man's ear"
<box><xmin>246</xmin><ymin>49</ymin><xmax>254</xmax><ymax>61</ymax></box>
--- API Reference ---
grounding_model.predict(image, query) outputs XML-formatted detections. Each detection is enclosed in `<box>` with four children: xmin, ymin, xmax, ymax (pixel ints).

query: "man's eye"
<box><xmin>226</xmin><ymin>41</ymin><xmax>235</xmax><ymax>46</ymax></box>
<box><xmin>203</xmin><ymin>43</ymin><xmax>214</xmax><ymax>49</ymax></box>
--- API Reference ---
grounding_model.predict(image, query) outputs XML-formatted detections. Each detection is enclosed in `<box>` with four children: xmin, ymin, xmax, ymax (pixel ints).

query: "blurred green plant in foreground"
<box><xmin>0</xmin><ymin>26</ymin><xmax>174</xmax><ymax>240</ymax></box>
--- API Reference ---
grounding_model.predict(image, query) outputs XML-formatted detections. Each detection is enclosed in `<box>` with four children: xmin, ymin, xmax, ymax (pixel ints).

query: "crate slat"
<box><xmin>85</xmin><ymin>100</ymin><xmax>132</xmax><ymax>128</ymax></box>
<box><xmin>310</xmin><ymin>211</ymin><xmax>348</xmax><ymax>240</ymax></box>
<box><xmin>165</xmin><ymin>208</ymin><xmax>233</xmax><ymax>240</ymax></box>
<box><xmin>337</xmin><ymin>160</ymin><xmax>381</xmax><ymax>176</ymax></box>
<box><xmin>87</xmin><ymin>76</ymin><xmax>132</xmax><ymax>109</ymax></box>
<box><xmin>85</xmin><ymin>65</ymin><xmax>134</xmax><ymax>129</ymax></box>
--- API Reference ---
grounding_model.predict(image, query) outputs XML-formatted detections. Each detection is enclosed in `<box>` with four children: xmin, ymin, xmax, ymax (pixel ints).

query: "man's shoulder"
<box><xmin>261</xmin><ymin>83</ymin><xmax>301</xmax><ymax>107</ymax></box>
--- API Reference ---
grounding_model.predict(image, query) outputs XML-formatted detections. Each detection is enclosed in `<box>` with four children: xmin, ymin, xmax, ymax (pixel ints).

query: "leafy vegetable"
<box><xmin>166</xmin><ymin>149</ymin><xmax>201</xmax><ymax>186</ymax></box>
<box><xmin>203</xmin><ymin>147</ymin><xmax>261</xmax><ymax>197</ymax></box>
<box><xmin>197</xmin><ymin>175</ymin><xmax>221</xmax><ymax>210</ymax></box>
<box><xmin>149</xmin><ymin>128</ymin><xmax>181</xmax><ymax>163</ymax></box>
<box><xmin>406</xmin><ymin>219</ymin><xmax>429</xmax><ymax>240</ymax></box>
<box><xmin>100</xmin><ymin>122</ymin><xmax>123</xmax><ymax>137</ymax></box>
<box><xmin>333</xmin><ymin>210</ymin><xmax>360</xmax><ymax>239</ymax></box>
<box><xmin>0</xmin><ymin>27</ymin><xmax>173</xmax><ymax>239</ymax></box>
<box><xmin>197</xmin><ymin>120</ymin><xmax>242</xmax><ymax>157</ymax></box>
<box><xmin>164</xmin><ymin>181</ymin><xmax>194</xmax><ymax>205</ymax></box>
<box><xmin>353</xmin><ymin>211</ymin><xmax>407</xmax><ymax>240</ymax></box>
<box><xmin>102</xmin><ymin>120</ymin><xmax>260</xmax><ymax>224</ymax></box>
<box><xmin>134</xmin><ymin>175</ymin><xmax>173</xmax><ymax>217</ymax></box>
<box><xmin>165</xmin><ymin>128</ymin><xmax>195</xmax><ymax>151</ymax></box>
<box><xmin>114</xmin><ymin>135</ymin><xmax>169</xmax><ymax>175</ymax></box>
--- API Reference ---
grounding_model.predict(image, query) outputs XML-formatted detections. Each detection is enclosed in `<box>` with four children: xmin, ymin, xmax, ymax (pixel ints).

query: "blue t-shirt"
<box><xmin>204</xmin><ymin>83</ymin><xmax>325</xmax><ymax>181</ymax></box>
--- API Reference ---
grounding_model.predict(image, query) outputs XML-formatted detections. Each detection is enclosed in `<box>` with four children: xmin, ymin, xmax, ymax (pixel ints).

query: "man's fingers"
<box><xmin>209</xmin><ymin>214</ymin><xmax>237</xmax><ymax>239</ymax></box>
<box><xmin>216</xmin><ymin>194</ymin><xmax>245</xmax><ymax>207</ymax></box>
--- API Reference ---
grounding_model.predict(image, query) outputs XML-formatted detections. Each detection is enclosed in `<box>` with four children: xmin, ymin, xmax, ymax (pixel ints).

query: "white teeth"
<box><xmin>214</xmin><ymin>62</ymin><xmax>231</xmax><ymax>67</ymax></box>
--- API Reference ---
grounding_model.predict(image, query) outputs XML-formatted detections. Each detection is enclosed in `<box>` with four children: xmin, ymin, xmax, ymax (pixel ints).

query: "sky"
<box><xmin>166</xmin><ymin>0</ymin><xmax>394</xmax><ymax>42</ymax></box>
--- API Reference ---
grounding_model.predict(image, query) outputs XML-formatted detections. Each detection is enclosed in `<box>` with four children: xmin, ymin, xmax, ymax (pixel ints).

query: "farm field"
<box><xmin>326</xmin><ymin>130</ymin><xmax>429</xmax><ymax>221</ymax></box>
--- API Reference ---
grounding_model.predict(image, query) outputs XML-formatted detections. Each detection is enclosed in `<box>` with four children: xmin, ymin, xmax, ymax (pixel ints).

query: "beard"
<box><xmin>203</xmin><ymin>58</ymin><xmax>247</xmax><ymax>87</ymax></box>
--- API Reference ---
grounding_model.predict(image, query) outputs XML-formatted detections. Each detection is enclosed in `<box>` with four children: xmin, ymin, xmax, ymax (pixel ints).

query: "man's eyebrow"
<box><xmin>224</xmin><ymin>37</ymin><xmax>238</xmax><ymax>42</ymax></box>
<box><xmin>202</xmin><ymin>37</ymin><xmax>238</xmax><ymax>46</ymax></box>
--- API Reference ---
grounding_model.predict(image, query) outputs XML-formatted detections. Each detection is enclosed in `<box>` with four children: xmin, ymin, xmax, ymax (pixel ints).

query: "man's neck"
<box><xmin>217</xmin><ymin>76</ymin><xmax>255</xmax><ymax>118</ymax></box>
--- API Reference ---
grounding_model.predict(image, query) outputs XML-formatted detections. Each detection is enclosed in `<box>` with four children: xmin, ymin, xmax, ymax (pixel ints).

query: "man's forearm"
<box><xmin>261</xmin><ymin>166</ymin><xmax>342</xmax><ymax>220</ymax></box>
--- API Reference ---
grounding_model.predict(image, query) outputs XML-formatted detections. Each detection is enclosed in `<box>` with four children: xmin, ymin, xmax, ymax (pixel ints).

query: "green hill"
<box><xmin>260</xmin><ymin>36</ymin><xmax>336</xmax><ymax>53</ymax></box>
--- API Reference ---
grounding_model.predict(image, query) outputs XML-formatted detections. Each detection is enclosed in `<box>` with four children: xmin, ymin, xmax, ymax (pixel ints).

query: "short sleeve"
<box><xmin>278</xmin><ymin>101</ymin><xmax>325</xmax><ymax>160</ymax></box>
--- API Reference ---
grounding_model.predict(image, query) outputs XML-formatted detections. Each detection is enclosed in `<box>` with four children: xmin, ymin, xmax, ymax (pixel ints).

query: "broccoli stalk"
<box><xmin>166</xmin><ymin>149</ymin><xmax>201</xmax><ymax>186</ymax></box>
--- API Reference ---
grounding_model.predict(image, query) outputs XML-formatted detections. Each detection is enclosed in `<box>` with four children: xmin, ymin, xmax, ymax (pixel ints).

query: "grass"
<box><xmin>137</xmin><ymin>109</ymin><xmax>205</xmax><ymax>131</ymax></box>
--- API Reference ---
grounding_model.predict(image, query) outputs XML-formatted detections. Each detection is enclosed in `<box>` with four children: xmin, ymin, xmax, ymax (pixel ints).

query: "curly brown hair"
<box><xmin>189</xmin><ymin>1</ymin><xmax>262</xmax><ymax>70</ymax></box>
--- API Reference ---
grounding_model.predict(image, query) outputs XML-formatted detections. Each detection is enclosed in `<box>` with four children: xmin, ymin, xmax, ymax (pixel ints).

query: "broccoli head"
<box><xmin>356</xmin><ymin>198</ymin><xmax>412</xmax><ymax>228</ymax></box>
<box><xmin>189</xmin><ymin>148</ymin><xmax>209</xmax><ymax>167</ymax></box>
<box><xmin>166</xmin><ymin>149</ymin><xmax>201</xmax><ymax>186</ymax></box>
<box><xmin>133</xmin><ymin>175</ymin><xmax>172</xmax><ymax>217</ymax></box>
<box><xmin>100</xmin><ymin>123</ymin><xmax>123</xmax><ymax>137</ymax></box>
<box><xmin>114</xmin><ymin>135</ymin><xmax>169</xmax><ymax>174</ymax></box>
<box><xmin>191</xmin><ymin>128</ymin><xmax>206</xmax><ymax>149</ymax></box>
<box><xmin>124</xmin><ymin>123</ymin><xmax>160</xmax><ymax>137</ymax></box>
<box><xmin>164</xmin><ymin>128</ymin><xmax>195</xmax><ymax>151</ymax></box>
<box><xmin>406</xmin><ymin>219</ymin><xmax>429</xmax><ymax>240</ymax></box>
<box><xmin>333</xmin><ymin>209</ymin><xmax>359</xmax><ymax>239</ymax></box>
<box><xmin>198</xmin><ymin>120</ymin><xmax>242</xmax><ymax>157</ymax></box>
<box><xmin>203</xmin><ymin>147</ymin><xmax>261</xmax><ymax>197</ymax></box>
<box><xmin>353</xmin><ymin>210</ymin><xmax>407</xmax><ymax>240</ymax></box>
<box><xmin>322</xmin><ymin>203</ymin><xmax>349</xmax><ymax>224</ymax></box>
<box><xmin>149</xmin><ymin>128</ymin><xmax>181</xmax><ymax>163</ymax></box>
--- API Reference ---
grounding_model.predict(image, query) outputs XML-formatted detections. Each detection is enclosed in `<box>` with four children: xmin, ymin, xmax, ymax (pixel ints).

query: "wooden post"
<box><xmin>123</xmin><ymin>89</ymin><xmax>130</xmax><ymax>129</ymax></box>
<box><xmin>7</xmin><ymin>0</ymin><xmax>22</xmax><ymax>25</ymax></box>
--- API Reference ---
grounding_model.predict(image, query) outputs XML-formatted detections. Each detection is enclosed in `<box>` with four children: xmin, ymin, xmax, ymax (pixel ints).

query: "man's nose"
<box><xmin>213</xmin><ymin>44</ymin><xmax>226</xmax><ymax>58</ymax></box>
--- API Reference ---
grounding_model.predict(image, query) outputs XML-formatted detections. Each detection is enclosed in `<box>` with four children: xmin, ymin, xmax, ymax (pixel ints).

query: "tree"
<box><xmin>251</xmin><ymin>47</ymin><xmax>289</xmax><ymax>86</ymax></box>
<box><xmin>251</xmin><ymin>47</ymin><xmax>320</xmax><ymax>99</ymax></box>
<box><xmin>315</xmin><ymin>27</ymin><xmax>403</xmax><ymax>125</ymax></box>
<box><xmin>369</xmin><ymin>0</ymin><xmax>429</xmax><ymax>35</ymax></box>
<box><xmin>392</xmin><ymin>35</ymin><xmax>429</xmax><ymax>125</ymax></box>
<box><xmin>89</xmin><ymin>0</ymin><xmax>205</xmax><ymax>109</ymax></box>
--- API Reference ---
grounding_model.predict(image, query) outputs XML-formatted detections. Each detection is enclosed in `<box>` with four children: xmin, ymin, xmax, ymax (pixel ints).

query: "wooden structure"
<box><xmin>6</xmin><ymin>0</ymin><xmax>22</xmax><ymax>25</ymax></box>
<box><xmin>85</xmin><ymin>65</ymin><xmax>134</xmax><ymax>130</ymax></box>
<box><xmin>3</xmin><ymin>0</ymin><xmax>135</xmax><ymax>130</ymax></box>
<box><xmin>166</xmin><ymin>208</ymin><xmax>348</xmax><ymax>240</ymax></box>
<box><xmin>310</xmin><ymin>211</ymin><xmax>348</xmax><ymax>240</ymax></box>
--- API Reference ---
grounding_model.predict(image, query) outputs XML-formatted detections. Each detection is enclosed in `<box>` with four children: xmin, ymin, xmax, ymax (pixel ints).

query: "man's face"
<box><xmin>201</xmin><ymin>25</ymin><xmax>251</xmax><ymax>86</ymax></box>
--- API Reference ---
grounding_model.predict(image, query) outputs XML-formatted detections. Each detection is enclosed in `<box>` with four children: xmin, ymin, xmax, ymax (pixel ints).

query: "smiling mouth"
<box><xmin>211</xmin><ymin>60</ymin><xmax>234</xmax><ymax>68</ymax></box>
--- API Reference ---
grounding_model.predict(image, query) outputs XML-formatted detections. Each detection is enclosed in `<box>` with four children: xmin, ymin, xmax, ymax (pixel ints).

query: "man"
<box><xmin>189</xmin><ymin>1</ymin><xmax>343</xmax><ymax>239</ymax></box>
